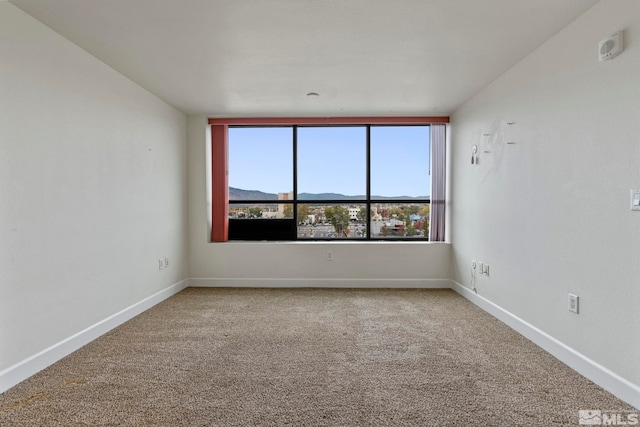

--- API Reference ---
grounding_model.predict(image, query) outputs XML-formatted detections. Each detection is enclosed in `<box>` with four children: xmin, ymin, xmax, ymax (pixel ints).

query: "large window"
<box><xmin>227</xmin><ymin>124</ymin><xmax>432</xmax><ymax>240</ymax></box>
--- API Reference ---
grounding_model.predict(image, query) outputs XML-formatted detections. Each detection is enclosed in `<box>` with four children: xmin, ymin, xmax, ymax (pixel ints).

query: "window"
<box><xmin>226</xmin><ymin>123</ymin><xmax>434</xmax><ymax>241</ymax></box>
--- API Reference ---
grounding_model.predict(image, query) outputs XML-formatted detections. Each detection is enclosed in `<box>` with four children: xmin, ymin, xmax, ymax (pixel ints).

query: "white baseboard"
<box><xmin>189</xmin><ymin>277</ymin><xmax>451</xmax><ymax>288</ymax></box>
<box><xmin>451</xmin><ymin>280</ymin><xmax>640</xmax><ymax>410</ymax></box>
<box><xmin>0</xmin><ymin>279</ymin><xmax>189</xmax><ymax>394</ymax></box>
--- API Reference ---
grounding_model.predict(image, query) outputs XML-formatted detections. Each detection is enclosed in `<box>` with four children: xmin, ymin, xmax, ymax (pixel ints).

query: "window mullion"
<box><xmin>293</xmin><ymin>126</ymin><xmax>298</xmax><ymax>228</ymax></box>
<box><xmin>366</xmin><ymin>125</ymin><xmax>371</xmax><ymax>240</ymax></box>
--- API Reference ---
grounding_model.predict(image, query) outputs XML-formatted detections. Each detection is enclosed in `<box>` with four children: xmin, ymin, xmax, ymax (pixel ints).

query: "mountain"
<box><xmin>298</xmin><ymin>192</ymin><xmax>365</xmax><ymax>201</ymax></box>
<box><xmin>229</xmin><ymin>187</ymin><xmax>429</xmax><ymax>201</ymax></box>
<box><xmin>229</xmin><ymin>187</ymin><xmax>278</xmax><ymax>201</ymax></box>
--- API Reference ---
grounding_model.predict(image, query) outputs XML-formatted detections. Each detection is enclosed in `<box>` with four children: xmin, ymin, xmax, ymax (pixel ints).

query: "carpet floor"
<box><xmin>0</xmin><ymin>288</ymin><xmax>634</xmax><ymax>426</ymax></box>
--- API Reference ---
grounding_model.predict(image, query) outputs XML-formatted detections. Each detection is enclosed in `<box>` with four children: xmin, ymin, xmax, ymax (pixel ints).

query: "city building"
<box><xmin>348</xmin><ymin>207</ymin><xmax>360</xmax><ymax>221</ymax></box>
<box><xmin>277</xmin><ymin>191</ymin><xmax>294</xmax><ymax>218</ymax></box>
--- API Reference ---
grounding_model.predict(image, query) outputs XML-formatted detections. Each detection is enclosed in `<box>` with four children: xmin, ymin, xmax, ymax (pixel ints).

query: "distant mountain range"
<box><xmin>229</xmin><ymin>188</ymin><xmax>278</xmax><ymax>200</ymax></box>
<box><xmin>229</xmin><ymin>187</ymin><xmax>428</xmax><ymax>201</ymax></box>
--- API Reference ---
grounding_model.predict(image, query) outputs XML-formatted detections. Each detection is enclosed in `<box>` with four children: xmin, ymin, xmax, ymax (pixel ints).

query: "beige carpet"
<box><xmin>0</xmin><ymin>288</ymin><xmax>634</xmax><ymax>426</ymax></box>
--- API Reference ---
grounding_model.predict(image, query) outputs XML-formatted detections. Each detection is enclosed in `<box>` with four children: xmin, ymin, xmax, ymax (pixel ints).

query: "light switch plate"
<box><xmin>631</xmin><ymin>190</ymin><xmax>640</xmax><ymax>211</ymax></box>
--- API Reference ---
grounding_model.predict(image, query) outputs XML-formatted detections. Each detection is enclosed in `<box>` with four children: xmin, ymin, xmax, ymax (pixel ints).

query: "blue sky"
<box><xmin>229</xmin><ymin>125</ymin><xmax>430</xmax><ymax>197</ymax></box>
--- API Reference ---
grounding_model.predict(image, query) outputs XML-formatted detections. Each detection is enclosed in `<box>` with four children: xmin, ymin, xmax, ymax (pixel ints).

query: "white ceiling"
<box><xmin>10</xmin><ymin>0</ymin><xmax>599</xmax><ymax>117</ymax></box>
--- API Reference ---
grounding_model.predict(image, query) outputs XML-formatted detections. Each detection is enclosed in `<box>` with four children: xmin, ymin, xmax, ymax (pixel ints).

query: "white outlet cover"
<box><xmin>568</xmin><ymin>294</ymin><xmax>579</xmax><ymax>314</ymax></box>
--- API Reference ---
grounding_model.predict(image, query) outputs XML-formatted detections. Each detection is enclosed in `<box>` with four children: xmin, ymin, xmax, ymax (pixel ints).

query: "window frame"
<box><xmin>209</xmin><ymin>117</ymin><xmax>449</xmax><ymax>242</ymax></box>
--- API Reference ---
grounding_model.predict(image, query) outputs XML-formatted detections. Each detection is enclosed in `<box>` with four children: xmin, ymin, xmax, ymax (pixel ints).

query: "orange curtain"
<box><xmin>211</xmin><ymin>124</ymin><xmax>229</xmax><ymax>242</ymax></box>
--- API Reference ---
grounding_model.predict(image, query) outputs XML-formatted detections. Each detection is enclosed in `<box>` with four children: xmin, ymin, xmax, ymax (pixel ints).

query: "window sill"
<box><xmin>212</xmin><ymin>240</ymin><xmax>448</xmax><ymax>245</ymax></box>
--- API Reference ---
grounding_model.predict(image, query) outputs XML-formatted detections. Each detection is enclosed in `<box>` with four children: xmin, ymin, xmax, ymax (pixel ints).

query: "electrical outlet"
<box><xmin>165</xmin><ymin>257</ymin><xmax>169</xmax><ymax>268</ymax></box>
<box><xmin>471</xmin><ymin>260</ymin><xmax>476</xmax><ymax>270</ymax></box>
<box><xmin>159</xmin><ymin>259</ymin><xmax>165</xmax><ymax>270</ymax></box>
<box><xmin>327</xmin><ymin>250</ymin><xmax>333</xmax><ymax>261</ymax></box>
<box><xmin>568</xmin><ymin>294</ymin><xmax>579</xmax><ymax>314</ymax></box>
<box><xmin>478</xmin><ymin>262</ymin><xmax>484</xmax><ymax>275</ymax></box>
<box><xmin>484</xmin><ymin>264</ymin><xmax>490</xmax><ymax>276</ymax></box>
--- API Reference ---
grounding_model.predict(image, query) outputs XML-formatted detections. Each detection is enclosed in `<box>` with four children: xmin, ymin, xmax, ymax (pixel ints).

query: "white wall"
<box><xmin>187</xmin><ymin>116</ymin><xmax>451</xmax><ymax>287</ymax></box>
<box><xmin>451</xmin><ymin>0</ymin><xmax>640</xmax><ymax>388</ymax></box>
<box><xmin>0</xmin><ymin>3</ymin><xmax>187</xmax><ymax>374</ymax></box>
